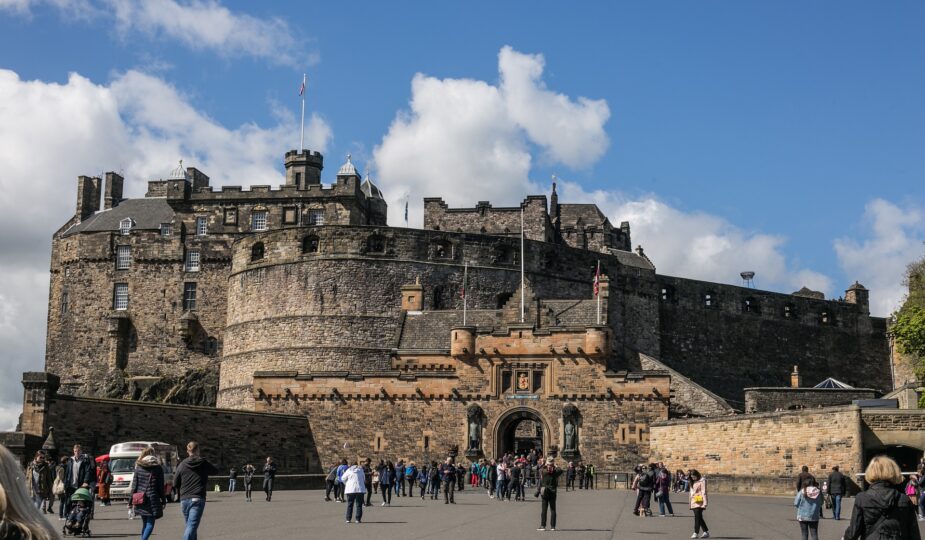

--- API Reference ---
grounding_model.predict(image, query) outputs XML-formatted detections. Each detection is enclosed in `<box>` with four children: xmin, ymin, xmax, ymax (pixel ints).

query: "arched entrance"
<box><xmin>866</xmin><ymin>445</ymin><xmax>923</xmax><ymax>473</ymax></box>
<box><xmin>495</xmin><ymin>408</ymin><xmax>547</xmax><ymax>457</ymax></box>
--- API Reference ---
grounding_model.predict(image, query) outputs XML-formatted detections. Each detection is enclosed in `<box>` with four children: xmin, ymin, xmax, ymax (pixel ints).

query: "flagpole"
<box><xmin>520</xmin><ymin>206</ymin><xmax>525</xmax><ymax>323</ymax></box>
<box><xmin>596</xmin><ymin>260</ymin><xmax>601</xmax><ymax>325</ymax></box>
<box><xmin>299</xmin><ymin>73</ymin><xmax>306</xmax><ymax>152</ymax></box>
<box><xmin>463</xmin><ymin>262</ymin><xmax>468</xmax><ymax>326</ymax></box>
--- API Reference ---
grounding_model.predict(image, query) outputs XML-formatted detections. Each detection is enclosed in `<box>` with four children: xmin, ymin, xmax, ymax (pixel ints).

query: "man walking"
<box><xmin>174</xmin><ymin>441</ymin><xmax>219</xmax><ymax>540</ymax></box>
<box><xmin>63</xmin><ymin>444</ymin><xmax>93</xmax><ymax>515</ymax></box>
<box><xmin>363</xmin><ymin>458</ymin><xmax>374</xmax><ymax>507</ymax></box>
<box><xmin>440</xmin><ymin>457</ymin><xmax>456</xmax><ymax>504</ymax></box>
<box><xmin>342</xmin><ymin>460</ymin><xmax>366</xmax><ymax>524</ymax></box>
<box><xmin>262</xmin><ymin>457</ymin><xmax>277</xmax><ymax>501</ymax></box>
<box><xmin>26</xmin><ymin>450</ymin><xmax>53</xmax><ymax>509</ymax></box>
<box><xmin>826</xmin><ymin>465</ymin><xmax>847</xmax><ymax>520</ymax></box>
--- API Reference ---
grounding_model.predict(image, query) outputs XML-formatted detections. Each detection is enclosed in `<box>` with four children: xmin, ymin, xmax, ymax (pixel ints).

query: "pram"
<box><xmin>62</xmin><ymin>487</ymin><xmax>93</xmax><ymax>537</ymax></box>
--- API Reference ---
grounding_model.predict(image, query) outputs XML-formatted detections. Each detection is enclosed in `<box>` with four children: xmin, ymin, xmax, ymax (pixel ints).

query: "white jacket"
<box><xmin>341</xmin><ymin>465</ymin><xmax>367</xmax><ymax>494</ymax></box>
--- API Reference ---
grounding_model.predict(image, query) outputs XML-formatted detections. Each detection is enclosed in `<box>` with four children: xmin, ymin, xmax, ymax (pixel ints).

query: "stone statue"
<box><xmin>564</xmin><ymin>421</ymin><xmax>576</xmax><ymax>450</ymax></box>
<box><xmin>562</xmin><ymin>404</ymin><xmax>580</xmax><ymax>454</ymax></box>
<box><xmin>467</xmin><ymin>404</ymin><xmax>483</xmax><ymax>451</ymax></box>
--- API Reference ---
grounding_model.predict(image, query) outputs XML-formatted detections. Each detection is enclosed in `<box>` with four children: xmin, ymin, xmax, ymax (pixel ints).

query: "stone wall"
<box><xmin>745</xmin><ymin>388</ymin><xmax>878</xmax><ymax>413</ymax></box>
<box><xmin>423</xmin><ymin>196</ymin><xmax>553</xmax><ymax>242</ymax></box>
<box><xmin>638</xmin><ymin>353</ymin><xmax>735</xmax><ymax>417</ymax></box>
<box><xmin>650</xmin><ymin>406</ymin><xmax>863</xmax><ymax>494</ymax></box>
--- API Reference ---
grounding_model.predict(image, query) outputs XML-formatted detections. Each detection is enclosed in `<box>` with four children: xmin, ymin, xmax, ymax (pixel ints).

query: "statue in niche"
<box><xmin>466</xmin><ymin>404</ymin><xmax>483</xmax><ymax>453</ymax></box>
<box><xmin>562</xmin><ymin>404</ymin><xmax>580</xmax><ymax>455</ymax></box>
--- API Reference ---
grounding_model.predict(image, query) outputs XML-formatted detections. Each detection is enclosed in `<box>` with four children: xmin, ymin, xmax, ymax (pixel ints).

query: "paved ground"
<box><xmin>46</xmin><ymin>487</ymin><xmax>925</xmax><ymax>539</ymax></box>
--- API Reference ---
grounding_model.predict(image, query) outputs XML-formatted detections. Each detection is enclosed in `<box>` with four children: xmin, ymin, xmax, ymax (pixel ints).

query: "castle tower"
<box><xmin>284</xmin><ymin>149</ymin><xmax>323</xmax><ymax>189</ymax></box>
<box><xmin>845</xmin><ymin>281</ymin><xmax>869</xmax><ymax>315</ymax></box>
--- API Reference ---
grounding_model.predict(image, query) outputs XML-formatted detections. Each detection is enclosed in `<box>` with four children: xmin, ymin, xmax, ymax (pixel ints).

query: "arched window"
<box><xmin>250</xmin><ymin>242</ymin><xmax>265</xmax><ymax>262</ymax></box>
<box><xmin>302</xmin><ymin>235</ymin><xmax>319</xmax><ymax>253</ymax></box>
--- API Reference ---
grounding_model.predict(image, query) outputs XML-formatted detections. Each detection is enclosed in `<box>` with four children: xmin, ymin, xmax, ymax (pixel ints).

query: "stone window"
<box><xmin>61</xmin><ymin>290</ymin><xmax>69</xmax><ymax>314</ymax></box>
<box><xmin>433</xmin><ymin>240</ymin><xmax>452</xmax><ymax>259</ymax></box>
<box><xmin>704</xmin><ymin>292</ymin><xmax>715</xmax><ymax>307</ymax></box>
<box><xmin>820</xmin><ymin>311</ymin><xmax>831</xmax><ymax>324</ymax></box>
<box><xmin>185</xmin><ymin>249</ymin><xmax>200</xmax><ymax>272</ymax></box>
<box><xmin>307</xmin><ymin>209</ymin><xmax>324</xmax><ymax>226</ymax></box>
<box><xmin>432</xmin><ymin>285</ymin><xmax>445</xmax><ymax>310</ymax></box>
<box><xmin>302</xmin><ymin>235</ymin><xmax>320</xmax><ymax>254</ymax></box>
<box><xmin>160</xmin><ymin>223</ymin><xmax>172</xmax><ymax>237</ymax></box>
<box><xmin>115</xmin><ymin>245</ymin><xmax>131</xmax><ymax>270</ymax></box>
<box><xmin>113</xmin><ymin>283</ymin><xmax>128</xmax><ymax>311</ymax></box>
<box><xmin>294</xmin><ymin>172</ymin><xmax>302</xmax><ymax>186</ymax></box>
<box><xmin>251</xmin><ymin>242</ymin><xmax>265</xmax><ymax>262</ymax></box>
<box><xmin>783</xmin><ymin>303</ymin><xmax>796</xmax><ymax>319</ymax></box>
<box><xmin>251</xmin><ymin>210</ymin><xmax>268</xmax><ymax>231</ymax></box>
<box><xmin>283</xmin><ymin>206</ymin><xmax>298</xmax><ymax>225</ymax></box>
<box><xmin>183</xmin><ymin>282</ymin><xmax>197</xmax><ymax>311</ymax></box>
<box><xmin>205</xmin><ymin>337</ymin><xmax>218</xmax><ymax>356</ymax></box>
<box><xmin>367</xmin><ymin>234</ymin><xmax>386</xmax><ymax>253</ymax></box>
<box><xmin>743</xmin><ymin>297</ymin><xmax>760</xmax><ymax>314</ymax></box>
<box><xmin>223</xmin><ymin>208</ymin><xmax>237</xmax><ymax>225</ymax></box>
<box><xmin>195</xmin><ymin>216</ymin><xmax>208</xmax><ymax>236</ymax></box>
<box><xmin>119</xmin><ymin>218</ymin><xmax>133</xmax><ymax>235</ymax></box>
<box><xmin>660</xmin><ymin>285</ymin><xmax>676</xmax><ymax>303</ymax></box>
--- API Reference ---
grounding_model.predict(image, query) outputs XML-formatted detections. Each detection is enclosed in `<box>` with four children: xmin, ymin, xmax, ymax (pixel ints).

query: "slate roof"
<box><xmin>559</xmin><ymin>204</ymin><xmax>608</xmax><ymax>228</ymax></box>
<box><xmin>398</xmin><ymin>310</ymin><xmax>498</xmax><ymax>350</ymax></box>
<box><xmin>63</xmin><ymin>198</ymin><xmax>176</xmax><ymax>236</ymax></box>
<box><xmin>540</xmin><ymin>299</ymin><xmax>600</xmax><ymax>326</ymax></box>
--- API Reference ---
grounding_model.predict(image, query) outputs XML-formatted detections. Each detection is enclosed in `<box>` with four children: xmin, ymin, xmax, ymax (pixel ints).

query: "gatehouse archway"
<box><xmin>494</xmin><ymin>408</ymin><xmax>548</xmax><ymax>458</ymax></box>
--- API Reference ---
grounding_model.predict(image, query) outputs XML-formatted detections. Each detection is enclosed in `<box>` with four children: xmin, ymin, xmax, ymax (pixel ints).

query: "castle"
<box><xmin>16</xmin><ymin>148</ymin><xmax>893</xmax><ymax>474</ymax></box>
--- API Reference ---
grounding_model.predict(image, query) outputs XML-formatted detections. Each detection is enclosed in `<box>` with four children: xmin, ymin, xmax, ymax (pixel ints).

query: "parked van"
<box><xmin>108</xmin><ymin>442</ymin><xmax>180</xmax><ymax>501</ymax></box>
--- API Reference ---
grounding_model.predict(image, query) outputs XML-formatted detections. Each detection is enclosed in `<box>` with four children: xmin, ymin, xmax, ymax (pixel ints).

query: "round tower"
<box><xmin>584</xmin><ymin>326</ymin><xmax>610</xmax><ymax>356</ymax></box>
<box><xmin>284</xmin><ymin>149</ymin><xmax>323</xmax><ymax>189</ymax></box>
<box><xmin>451</xmin><ymin>326</ymin><xmax>476</xmax><ymax>357</ymax></box>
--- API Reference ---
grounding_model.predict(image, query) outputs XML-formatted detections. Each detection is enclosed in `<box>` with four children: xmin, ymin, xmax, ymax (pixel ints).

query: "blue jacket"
<box><xmin>794</xmin><ymin>487</ymin><xmax>822</xmax><ymax>522</ymax></box>
<box><xmin>379</xmin><ymin>466</ymin><xmax>394</xmax><ymax>485</ymax></box>
<box><xmin>336</xmin><ymin>464</ymin><xmax>348</xmax><ymax>483</ymax></box>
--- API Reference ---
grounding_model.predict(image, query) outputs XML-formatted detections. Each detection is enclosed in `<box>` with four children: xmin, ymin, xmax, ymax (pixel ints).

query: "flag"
<box><xmin>460</xmin><ymin>265</ymin><xmax>467</xmax><ymax>299</ymax></box>
<box><xmin>404</xmin><ymin>200</ymin><xmax>409</xmax><ymax>223</ymax></box>
<box><xmin>299</xmin><ymin>80</ymin><xmax>305</xmax><ymax>96</ymax></box>
<box><xmin>593</xmin><ymin>261</ymin><xmax>600</xmax><ymax>297</ymax></box>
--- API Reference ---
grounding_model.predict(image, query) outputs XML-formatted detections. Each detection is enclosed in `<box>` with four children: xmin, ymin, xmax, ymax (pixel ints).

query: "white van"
<box><xmin>108</xmin><ymin>442</ymin><xmax>180</xmax><ymax>501</ymax></box>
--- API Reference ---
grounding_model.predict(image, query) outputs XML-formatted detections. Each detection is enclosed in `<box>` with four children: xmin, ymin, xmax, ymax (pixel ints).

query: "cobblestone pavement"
<box><xmin>46</xmin><ymin>487</ymin><xmax>925</xmax><ymax>540</ymax></box>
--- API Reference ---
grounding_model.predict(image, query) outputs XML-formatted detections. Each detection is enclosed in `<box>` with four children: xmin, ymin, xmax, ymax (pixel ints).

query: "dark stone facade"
<box><xmin>744</xmin><ymin>387</ymin><xmax>878</xmax><ymax>413</ymax></box>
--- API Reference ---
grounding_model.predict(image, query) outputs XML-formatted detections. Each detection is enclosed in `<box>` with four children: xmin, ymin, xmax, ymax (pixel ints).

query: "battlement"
<box><xmin>423</xmin><ymin>196</ymin><xmax>553</xmax><ymax>242</ymax></box>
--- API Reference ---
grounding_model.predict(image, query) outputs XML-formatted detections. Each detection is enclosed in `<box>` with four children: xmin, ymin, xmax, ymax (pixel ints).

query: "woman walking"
<box><xmin>536</xmin><ymin>456</ymin><xmax>563</xmax><ymax>531</ymax></box>
<box><xmin>341</xmin><ymin>460</ymin><xmax>366</xmax><ymax>524</ymax></box>
<box><xmin>843</xmin><ymin>455</ymin><xmax>921</xmax><ymax>540</ymax></box>
<box><xmin>378</xmin><ymin>460</ymin><xmax>394</xmax><ymax>506</ymax></box>
<box><xmin>129</xmin><ymin>447</ymin><xmax>165</xmax><ymax>540</ymax></box>
<box><xmin>262</xmin><ymin>456</ymin><xmax>277</xmax><ymax>502</ymax></box>
<box><xmin>794</xmin><ymin>480</ymin><xmax>822</xmax><ymax>540</ymax></box>
<box><xmin>243</xmin><ymin>463</ymin><xmax>256</xmax><ymax>502</ymax></box>
<box><xmin>655</xmin><ymin>464</ymin><xmax>674</xmax><ymax>517</ymax></box>
<box><xmin>689</xmin><ymin>469</ymin><xmax>710</xmax><ymax>539</ymax></box>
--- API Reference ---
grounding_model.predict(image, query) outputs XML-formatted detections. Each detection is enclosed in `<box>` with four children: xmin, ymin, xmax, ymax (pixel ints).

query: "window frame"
<box><xmin>306</xmin><ymin>208</ymin><xmax>324</xmax><ymax>226</ymax></box>
<box><xmin>182</xmin><ymin>282</ymin><xmax>198</xmax><ymax>311</ymax></box>
<box><xmin>195</xmin><ymin>216</ymin><xmax>208</xmax><ymax>236</ymax></box>
<box><xmin>115</xmin><ymin>245</ymin><xmax>131</xmax><ymax>270</ymax></box>
<box><xmin>223</xmin><ymin>208</ymin><xmax>238</xmax><ymax>225</ymax></box>
<box><xmin>119</xmin><ymin>218</ymin><xmax>133</xmax><ymax>235</ymax></box>
<box><xmin>250</xmin><ymin>242</ymin><xmax>265</xmax><ymax>262</ymax></box>
<box><xmin>251</xmin><ymin>210</ymin><xmax>268</xmax><ymax>231</ymax></box>
<box><xmin>160</xmin><ymin>223</ymin><xmax>172</xmax><ymax>237</ymax></box>
<box><xmin>113</xmin><ymin>283</ymin><xmax>129</xmax><ymax>311</ymax></box>
<box><xmin>185</xmin><ymin>249</ymin><xmax>201</xmax><ymax>272</ymax></box>
<box><xmin>282</xmin><ymin>206</ymin><xmax>298</xmax><ymax>225</ymax></box>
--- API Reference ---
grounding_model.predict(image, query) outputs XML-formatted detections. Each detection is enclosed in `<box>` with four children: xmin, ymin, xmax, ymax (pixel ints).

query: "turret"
<box><xmin>75</xmin><ymin>175</ymin><xmax>101</xmax><ymax>222</ymax></box>
<box><xmin>104</xmin><ymin>172</ymin><xmax>123</xmax><ymax>210</ymax></box>
<box><xmin>284</xmin><ymin>149</ymin><xmax>323</xmax><ymax>189</ymax></box>
<box><xmin>451</xmin><ymin>326</ymin><xmax>476</xmax><ymax>357</ymax></box>
<box><xmin>845</xmin><ymin>281</ymin><xmax>869</xmax><ymax>315</ymax></box>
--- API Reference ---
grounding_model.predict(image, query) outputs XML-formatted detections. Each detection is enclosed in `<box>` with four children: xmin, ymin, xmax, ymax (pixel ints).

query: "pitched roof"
<box><xmin>397</xmin><ymin>310</ymin><xmax>498</xmax><ymax>350</ymax></box>
<box><xmin>813</xmin><ymin>377</ymin><xmax>855</xmax><ymax>389</ymax></box>
<box><xmin>558</xmin><ymin>204</ymin><xmax>608</xmax><ymax>228</ymax></box>
<box><xmin>63</xmin><ymin>198</ymin><xmax>176</xmax><ymax>236</ymax></box>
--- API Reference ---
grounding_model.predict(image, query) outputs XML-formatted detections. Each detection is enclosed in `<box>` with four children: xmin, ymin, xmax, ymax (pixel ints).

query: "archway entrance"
<box><xmin>496</xmin><ymin>409</ymin><xmax>546</xmax><ymax>458</ymax></box>
<box><xmin>866</xmin><ymin>445</ymin><xmax>923</xmax><ymax>473</ymax></box>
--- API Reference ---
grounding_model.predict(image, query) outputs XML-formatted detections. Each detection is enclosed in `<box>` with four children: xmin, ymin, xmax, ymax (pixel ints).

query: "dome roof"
<box><xmin>337</xmin><ymin>154</ymin><xmax>358</xmax><ymax>177</ymax></box>
<box><xmin>167</xmin><ymin>159</ymin><xmax>189</xmax><ymax>181</ymax></box>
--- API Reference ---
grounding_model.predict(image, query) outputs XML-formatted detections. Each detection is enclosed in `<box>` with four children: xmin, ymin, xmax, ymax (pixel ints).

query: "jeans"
<box><xmin>496</xmin><ymin>479</ymin><xmax>507</xmax><ymax>501</ymax></box>
<box><xmin>31</xmin><ymin>493</ymin><xmax>43</xmax><ymax>509</ymax></box>
<box><xmin>325</xmin><ymin>480</ymin><xmax>336</xmax><ymax>500</ymax></box>
<box><xmin>799</xmin><ymin>520</ymin><xmax>819</xmax><ymax>540</ymax></box>
<box><xmin>395</xmin><ymin>477</ymin><xmax>403</xmax><ymax>495</ymax></box>
<box><xmin>58</xmin><ymin>494</ymin><xmax>67</xmax><ymax>518</ymax></box>
<box><xmin>181</xmin><ymin>497</ymin><xmax>206</xmax><ymax>540</ymax></box>
<box><xmin>540</xmin><ymin>492</ymin><xmax>557</xmax><ymax>528</ymax></box>
<box><xmin>228</xmin><ymin>479</ymin><xmax>236</xmax><ymax>493</ymax></box>
<box><xmin>141</xmin><ymin>515</ymin><xmax>156</xmax><ymax>540</ymax></box>
<box><xmin>408</xmin><ymin>477</ymin><xmax>416</xmax><ymax>496</ymax></box>
<box><xmin>345</xmin><ymin>493</ymin><xmax>363</xmax><ymax>522</ymax></box>
<box><xmin>693</xmin><ymin>508</ymin><xmax>708</xmax><ymax>535</ymax></box>
<box><xmin>443</xmin><ymin>480</ymin><xmax>455</xmax><ymax>503</ymax></box>
<box><xmin>380</xmin><ymin>483</ymin><xmax>392</xmax><ymax>504</ymax></box>
<box><xmin>365</xmin><ymin>484</ymin><xmax>372</xmax><ymax>505</ymax></box>
<box><xmin>832</xmin><ymin>494</ymin><xmax>843</xmax><ymax>520</ymax></box>
<box><xmin>263</xmin><ymin>478</ymin><xmax>273</xmax><ymax>501</ymax></box>
<box><xmin>244</xmin><ymin>481</ymin><xmax>252</xmax><ymax>501</ymax></box>
<box><xmin>919</xmin><ymin>493</ymin><xmax>925</xmax><ymax>519</ymax></box>
<box><xmin>657</xmin><ymin>492</ymin><xmax>674</xmax><ymax>515</ymax></box>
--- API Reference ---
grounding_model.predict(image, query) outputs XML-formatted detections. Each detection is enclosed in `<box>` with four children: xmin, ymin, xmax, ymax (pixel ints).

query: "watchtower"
<box><xmin>284</xmin><ymin>149</ymin><xmax>324</xmax><ymax>189</ymax></box>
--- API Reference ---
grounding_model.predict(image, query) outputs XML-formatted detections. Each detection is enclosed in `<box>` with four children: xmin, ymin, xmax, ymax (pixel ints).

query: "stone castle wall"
<box><xmin>745</xmin><ymin>388</ymin><xmax>878</xmax><ymax>413</ymax></box>
<box><xmin>650</xmin><ymin>406</ymin><xmax>864</xmax><ymax>494</ymax></box>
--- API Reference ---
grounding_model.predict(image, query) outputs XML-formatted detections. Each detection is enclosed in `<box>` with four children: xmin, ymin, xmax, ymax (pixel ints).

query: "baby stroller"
<box><xmin>63</xmin><ymin>487</ymin><xmax>93</xmax><ymax>537</ymax></box>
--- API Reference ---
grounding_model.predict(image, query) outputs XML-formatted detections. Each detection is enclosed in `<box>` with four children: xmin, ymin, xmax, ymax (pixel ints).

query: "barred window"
<box><xmin>307</xmin><ymin>209</ymin><xmax>324</xmax><ymax>226</ymax></box>
<box><xmin>115</xmin><ymin>245</ymin><xmax>131</xmax><ymax>270</ymax></box>
<box><xmin>113</xmin><ymin>283</ymin><xmax>128</xmax><ymax>310</ymax></box>
<box><xmin>196</xmin><ymin>216</ymin><xmax>208</xmax><ymax>236</ymax></box>
<box><xmin>185</xmin><ymin>249</ymin><xmax>200</xmax><ymax>272</ymax></box>
<box><xmin>251</xmin><ymin>211</ymin><xmax>268</xmax><ymax>231</ymax></box>
<box><xmin>183</xmin><ymin>282</ymin><xmax>197</xmax><ymax>311</ymax></box>
<box><xmin>160</xmin><ymin>223</ymin><xmax>172</xmax><ymax>237</ymax></box>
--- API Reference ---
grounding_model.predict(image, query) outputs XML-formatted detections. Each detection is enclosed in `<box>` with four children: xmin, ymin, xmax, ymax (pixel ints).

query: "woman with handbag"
<box><xmin>688</xmin><ymin>469</ymin><xmax>710</xmax><ymax>538</ymax></box>
<box><xmin>54</xmin><ymin>456</ymin><xmax>68</xmax><ymax>520</ymax></box>
<box><xmin>536</xmin><ymin>456</ymin><xmax>563</xmax><ymax>531</ymax></box>
<box><xmin>129</xmin><ymin>447</ymin><xmax>165</xmax><ymax>540</ymax></box>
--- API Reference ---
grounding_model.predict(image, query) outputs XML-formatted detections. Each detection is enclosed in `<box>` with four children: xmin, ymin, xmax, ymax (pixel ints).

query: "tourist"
<box><xmin>378</xmin><ymin>460</ymin><xmax>394</xmax><ymax>506</ymax></box>
<box><xmin>578</xmin><ymin>462</ymin><xmax>586</xmax><ymax>489</ymax></box>
<box><xmin>429</xmin><ymin>461</ymin><xmax>441</xmax><ymax>500</ymax></box>
<box><xmin>336</xmin><ymin>458</ymin><xmax>349</xmax><ymax>502</ymax></box>
<box><xmin>262</xmin><ymin>457</ymin><xmax>277</xmax><ymax>502</ymax></box>
<box><xmin>794</xmin><ymin>479</ymin><xmax>822</xmax><ymax>540</ymax></box>
<box><xmin>688</xmin><ymin>469</ymin><xmax>710</xmax><ymax>539</ymax></box>
<box><xmin>228</xmin><ymin>466</ymin><xmax>238</xmax><ymax>493</ymax></box>
<box><xmin>918</xmin><ymin>467</ymin><xmax>925</xmax><ymax>520</ymax></box>
<box><xmin>395</xmin><ymin>459</ymin><xmax>405</xmax><ymax>497</ymax></box>
<box><xmin>64</xmin><ymin>444</ymin><xmax>94</xmax><ymax>515</ymax></box>
<box><xmin>417</xmin><ymin>465</ymin><xmax>429</xmax><ymax>499</ymax></box>
<box><xmin>495</xmin><ymin>459</ymin><xmax>508</xmax><ymax>502</ymax></box>
<box><xmin>43</xmin><ymin>454</ymin><xmax>59</xmax><ymax>515</ymax></box>
<box><xmin>341</xmin><ymin>460</ymin><xmax>366</xmax><ymax>524</ymax></box>
<box><xmin>796</xmin><ymin>465</ymin><xmax>815</xmax><ymax>493</ymax></box>
<box><xmin>440</xmin><ymin>457</ymin><xmax>456</xmax><ymax>504</ymax></box>
<box><xmin>565</xmin><ymin>462</ymin><xmax>576</xmax><ymax>491</ymax></box>
<box><xmin>827</xmin><ymin>465</ymin><xmax>848</xmax><ymax>520</ymax></box>
<box><xmin>633</xmin><ymin>464</ymin><xmax>655</xmax><ymax>517</ymax></box>
<box><xmin>405</xmin><ymin>461</ymin><xmax>417</xmax><ymax>497</ymax></box>
<box><xmin>843</xmin><ymin>455</ymin><xmax>920</xmax><ymax>539</ymax></box>
<box><xmin>486</xmin><ymin>459</ymin><xmax>497</xmax><ymax>497</ymax></box>
<box><xmin>130</xmin><ymin>447</ymin><xmax>165</xmax><ymax>540</ymax></box>
<box><xmin>511</xmin><ymin>461</ymin><xmax>524</xmax><ymax>501</ymax></box>
<box><xmin>456</xmin><ymin>462</ymin><xmax>466</xmax><ymax>491</ymax></box>
<box><xmin>907</xmin><ymin>474</ymin><xmax>920</xmax><ymax>516</ymax></box>
<box><xmin>585</xmin><ymin>462</ymin><xmax>595</xmax><ymax>489</ymax></box>
<box><xmin>536</xmin><ymin>456</ymin><xmax>563</xmax><ymax>531</ymax></box>
<box><xmin>470</xmin><ymin>461</ymin><xmax>480</xmax><ymax>487</ymax></box>
<box><xmin>242</xmin><ymin>463</ymin><xmax>255</xmax><ymax>502</ymax></box>
<box><xmin>363</xmin><ymin>458</ymin><xmax>374</xmax><ymax>507</ymax></box>
<box><xmin>54</xmin><ymin>456</ymin><xmax>68</xmax><ymax>520</ymax></box>
<box><xmin>174</xmin><ymin>440</ymin><xmax>219</xmax><ymax>540</ymax></box>
<box><xmin>0</xmin><ymin>445</ymin><xmax>60</xmax><ymax>540</ymax></box>
<box><xmin>97</xmin><ymin>457</ymin><xmax>112</xmax><ymax>506</ymax></box>
<box><xmin>25</xmin><ymin>451</ymin><xmax>53</xmax><ymax>509</ymax></box>
<box><xmin>655</xmin><ymin>464</ymin><xmax>674</xmax><ymax>517</ymax></box>
<box><xmin>371</xmin><ymin>461</ymin><xmax>381</xmax><ymax>497</ymax></box>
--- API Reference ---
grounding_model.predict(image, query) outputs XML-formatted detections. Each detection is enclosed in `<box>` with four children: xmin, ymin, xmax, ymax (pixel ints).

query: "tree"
<box><xmin>892</xmin><ymin>257</ymin><xmax>925</xmax><ymax>383</ymax></box>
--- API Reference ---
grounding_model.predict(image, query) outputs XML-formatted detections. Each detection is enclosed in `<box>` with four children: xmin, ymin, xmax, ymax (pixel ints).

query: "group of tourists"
<box><xmin>630</xmin><ymin>462</ymin><xmax>709</xmax><ymax>538</ymax></box>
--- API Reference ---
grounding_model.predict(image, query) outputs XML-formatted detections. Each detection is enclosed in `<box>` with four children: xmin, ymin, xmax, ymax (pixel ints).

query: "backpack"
<box><xmin>638</xmin><ymin>471</ymin><xmax>653</xmax><ymax>489</ymax></box>
<box><xmin>868</xmin><ymin>492</ymin><xmax>904</xmax><ymax>540</ymax></box>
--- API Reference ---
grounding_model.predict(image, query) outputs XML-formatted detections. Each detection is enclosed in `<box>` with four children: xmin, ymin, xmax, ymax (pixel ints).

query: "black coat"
<box><xmin>843</xmin><ymin>481</ymin><xmax>921</xmax><ymax>540</ymax></box>
<box><xmin>828</xmin><ymin>471</ymin><xmax>847</xmax><ymax>495</ymax></box>
<box><xmin>131</xmin><ymin>464</ymin><xmax>165</xmax><ymax>519</ymax></box>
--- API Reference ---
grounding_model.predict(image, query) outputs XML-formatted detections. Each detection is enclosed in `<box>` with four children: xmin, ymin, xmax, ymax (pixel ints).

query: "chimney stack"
<box><xmin>790</xmin><ymin>365</ymin><xmax>802</xmax><ymax>388</ymax></box>
<box><xmin>76</xmin><ymin>175</ymin><xmax>101</xmax><ymax>222</ymax></box>
<box><xmin>104</xmin><ymin>172</ymin><xmax>124</xmax><ymax>210</ymax></box>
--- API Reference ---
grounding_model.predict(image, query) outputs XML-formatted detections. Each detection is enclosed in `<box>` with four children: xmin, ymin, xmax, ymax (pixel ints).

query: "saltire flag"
<box><xmin>593</xmin><ymin>261</ymin><xmax>601</xmax><ymax>297</ymax></box>
<box><xmin>299</xmin><ymin>80</ymin><xmax>305</xmax><ymax>96</ymax></box>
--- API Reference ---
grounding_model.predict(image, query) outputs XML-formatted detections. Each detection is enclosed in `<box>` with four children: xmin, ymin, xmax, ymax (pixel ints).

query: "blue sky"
<box><xmin>0</xmin><ymin>1</ymin><xmax>924</xmax><ymax>425</ymax></box>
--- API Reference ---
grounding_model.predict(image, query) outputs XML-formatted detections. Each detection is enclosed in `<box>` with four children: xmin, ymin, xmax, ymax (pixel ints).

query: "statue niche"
<box><xmin>561</xmin><ymin>404</ymin><xmax>581</xmax><ymax>459</ymax></box>
<box><xmin>466</xmin><ymin>404</ymin><xmax>484</xmax><ymax>457</ymax></box>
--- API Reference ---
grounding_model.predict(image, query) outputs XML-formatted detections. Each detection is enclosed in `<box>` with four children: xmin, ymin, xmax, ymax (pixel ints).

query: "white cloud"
<box><xmin>0</xmin><ymin>68</ymin><xmax>331</xmax><ymax>416</ymax></box>
<box><xmin>373</xmin><ymin>46</ymin><xmax>609</xmax><ymax>227</ymax></box>
<box><xmin>835</xmin><ymin>199</ymin><xmax>925</xmax><ymax>316</ymax></box>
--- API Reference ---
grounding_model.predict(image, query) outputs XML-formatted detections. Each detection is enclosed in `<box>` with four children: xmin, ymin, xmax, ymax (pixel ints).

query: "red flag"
<box><xmin>593</xmin><ymin>261</ymin><xmax>600</xmax><ymax>297</ymax></box>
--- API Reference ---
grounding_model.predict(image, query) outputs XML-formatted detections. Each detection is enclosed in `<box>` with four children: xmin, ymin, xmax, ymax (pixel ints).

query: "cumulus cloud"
<box><xmin>0</xmin><ymin>0</ymin><xmax>312</xmax><ymax>66</ymax></box>
<box><xmin>373</xmin><ymin>46</ymin><xmax>608</xmax><ymax>226</ymax></box>
<box><xmin>0</xmin><ymin>68</ymin><xmax>331</xmax><ymax>428</ymax></box>
<box><xmin>835</xmin><ymin>199</ymin><xmax>925</xmax><ymax>316</ymax></box>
